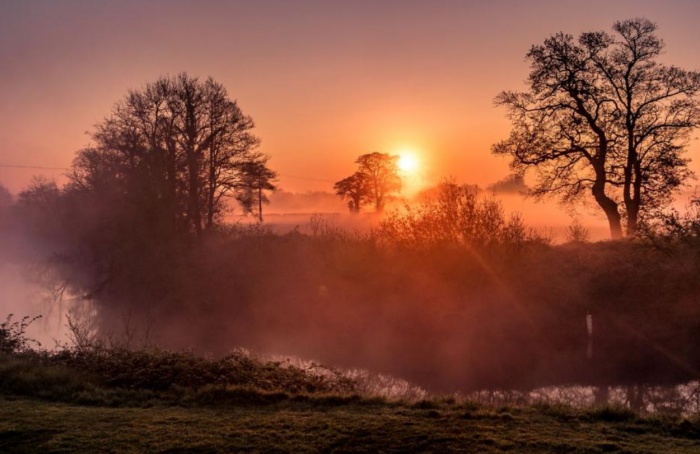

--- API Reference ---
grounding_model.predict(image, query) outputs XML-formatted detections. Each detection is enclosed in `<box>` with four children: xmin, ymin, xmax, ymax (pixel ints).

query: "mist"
<box><xmin>4</xmin><ymin>179</ymin><xmax>699</xmax><ymax>397</ymax></box>
<box><xmin>0</xmin><ymin>217</ymin><xmax>68</xmax><ymax>349</ymax></box>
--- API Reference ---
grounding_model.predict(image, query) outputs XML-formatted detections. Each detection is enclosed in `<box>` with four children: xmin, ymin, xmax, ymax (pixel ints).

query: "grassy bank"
<box><xmin>2</xmin><ymin>395</ymin><xmax>700</xmax><ymax>453</ymax></box>
<box><xmin>2</xmin><ymin>320</ymin><xmax>700</xmax><ymax>452</ymax></box>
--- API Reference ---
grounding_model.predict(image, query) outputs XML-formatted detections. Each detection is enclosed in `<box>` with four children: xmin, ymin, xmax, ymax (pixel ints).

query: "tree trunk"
<box><xmin>622</xmin><ymin>132</ymin><xmax>641</xmax><ymax>236</ymax></box>
<box><xmin>626</xmin><ymin>203</ymin><xmax>639</xmax><ymax>237</ymax></box>
<box><xmin>206</xmin><ymin>156</ymin><xmax>216</xmax><ymax>230</ymax></box>
<box><xmin>592</xmin><ymin>178</ymin><xmax>623</xmax><ymax>239</ymax></box>
<box><xmin>186</xmin><ymin>148</ymin><xmax>202</xmax><ymax>237</ymax></box>
<box><xmin>602</xmin><ymin>202</ymin><xmax>623</xmax><ymax>239</ymax></box>
<box><xmin>624</xmin><ymin>161</ymin><xmax>643</xmax><ymax>236</ymax></box>
<box><xmin>257</xmin><ymin>184</ymin><xmax>263</xmax><ymax>222</ymax></box>
<box><xmin>351</xmin><ymin>196</ymin><xmax>361</xmax><ymax>213</ymax></box>
<box><xmin>189</xmin><ymin>172</ymin><xmax>202</xmax><ymax>236</ymax></box>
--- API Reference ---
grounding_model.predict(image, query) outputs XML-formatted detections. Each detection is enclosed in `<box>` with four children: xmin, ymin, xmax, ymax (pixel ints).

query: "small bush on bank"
<box><xmin>0</xmin><ymin>314</ymin><xmax>41</xmax><ymax>354</ymax></box>
<box><xmin>55</xmin><ymin>346</ymin><xmax>356</xmax><ymax>394</ymax></box>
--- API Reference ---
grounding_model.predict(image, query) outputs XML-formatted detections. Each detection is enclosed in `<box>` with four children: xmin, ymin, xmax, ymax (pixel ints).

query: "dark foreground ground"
<box><xmin>1</xmin><ymin>396</ymin><xmax>699</xmax><ymax>453</ymax></box>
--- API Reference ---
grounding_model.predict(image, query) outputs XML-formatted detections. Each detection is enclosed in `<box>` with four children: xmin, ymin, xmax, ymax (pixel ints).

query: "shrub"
<box><xmin>377</xmin><ymin>181</ymin><xmax>549</xmax><ymax>253</ymax></box>
<box><xmin>0</xmin><ymin>314</ymin><xmax>41</xmax><ymax>354</ymax></box>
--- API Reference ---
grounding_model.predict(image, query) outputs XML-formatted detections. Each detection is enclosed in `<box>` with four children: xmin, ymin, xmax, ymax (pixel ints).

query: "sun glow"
<box><xmin>395</xmin><ymin>150</ymin><xmax>426</xmax><ymax>196</ymax></box>
<box><xmin>397</xmin><ymin>153</ymin><xmax>419</xmax><ymax>174</ymax></box>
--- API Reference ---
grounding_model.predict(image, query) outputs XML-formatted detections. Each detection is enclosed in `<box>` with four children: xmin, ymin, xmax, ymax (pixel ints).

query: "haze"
<box><xmin>2</xmin><ymin>0</ymin><xmax>700</xmax><ymax>207</ymax></box>
<box><xmin>2</xmin><ymin>2</ymin><xmax>700</xmax><ymax>420</ymax></box>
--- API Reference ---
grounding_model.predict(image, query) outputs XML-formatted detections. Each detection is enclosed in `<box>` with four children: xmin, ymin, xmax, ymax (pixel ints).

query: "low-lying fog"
<box><xmin>2</xmin><ymin>184</ymin><xmax>699</xmax><ymax>402</ymax></box>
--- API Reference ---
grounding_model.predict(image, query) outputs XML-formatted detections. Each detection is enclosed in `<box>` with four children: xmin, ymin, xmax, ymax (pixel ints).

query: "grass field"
<box><xmin>2</xmin><ymin>322</ymin><xmax>699</xmax><ymax>452</ymax></box>
<box><xmin>2</xmin><ymin>395</ymin><xmax>699</xmax><ymax>453</ymax></box>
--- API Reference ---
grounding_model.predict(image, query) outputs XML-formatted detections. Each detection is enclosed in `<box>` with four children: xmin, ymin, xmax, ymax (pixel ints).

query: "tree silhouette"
<box><xmin>72</xmin><ymin>73</ymin><xmax>268</xmax><ymax>237</ymax></box>
<box><xmin>493</xmin><ymin>18</ymin><xmax>700</xmax><ymax>238</ymax></box>
<box><xmin>335</xmin><ymin>152</ymin><xmax>401</xmax><ymax>213</ymax></box>
<box><xmin>235</xmin><ymin>159</ymin><xmax>278</xmax><ymax>222</ymax></box>
<box><xmin>333</xmin><ymin>172</ymin><xmax>367</xmax><ymax>213</ymax></box>
<box><xmin>0</xmin><ymin>183</ymin><xmax>12</xmax><ymax>210</ymax></box>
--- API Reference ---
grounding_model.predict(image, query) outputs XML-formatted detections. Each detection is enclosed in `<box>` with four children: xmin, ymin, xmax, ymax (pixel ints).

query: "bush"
<box><xmin>377</xmin><ymin>181</ymin><xmax>549</xmax><ymax>253</ymax></box>
<box><xmin>0</xmin><ymin>331</ymin><xmax>358</xmax><ymax>406</ymax></box>
<box><xmin>0</xmin><ymin>314</ymin><xmax>41</xmax><ymax>354</ymax></box>
<box><xmin>0</xmin><ymin>352</ymin><xmax>91</xmax><ymax>401</ymax></box>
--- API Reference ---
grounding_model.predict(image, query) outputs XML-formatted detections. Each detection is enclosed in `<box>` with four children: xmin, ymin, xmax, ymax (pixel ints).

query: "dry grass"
<box><xmin>1</xmin><ymin>395</ymin><xmax>699</xmax><ymax>453</ymax></box>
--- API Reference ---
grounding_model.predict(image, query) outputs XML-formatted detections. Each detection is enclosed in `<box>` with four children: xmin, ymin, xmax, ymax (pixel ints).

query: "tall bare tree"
<box><xmin>493</xmin><ymin>18</ymin><xmax>700</xmax><ymax>238</ymax></box>
<box><xmin>70</xmin><ymin>73</ymin><xmax>266</xmax><ymax>237</ymax></box>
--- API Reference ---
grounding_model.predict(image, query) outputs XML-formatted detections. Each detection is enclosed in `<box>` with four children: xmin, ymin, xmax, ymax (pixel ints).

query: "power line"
<box><xmin>0</xmin><ymin>164</ymin><xmax>335</xmax><ymax>185</ymax></box>
<box><xmin>0</xmin><ymin>164</ymin><xmax>68</xmax><ymax>171</ymax></box>
<box><xmin>278</xmin><ymin>174</ymin><xmax>335</xmax><ymax>184</ymax></box>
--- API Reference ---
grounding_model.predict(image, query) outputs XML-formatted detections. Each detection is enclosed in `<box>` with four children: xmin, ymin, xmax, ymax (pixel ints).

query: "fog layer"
<box><xmin>4</xmin><ymin>183</ymin><xmax>699</xmax><ymax>392</ymax></box>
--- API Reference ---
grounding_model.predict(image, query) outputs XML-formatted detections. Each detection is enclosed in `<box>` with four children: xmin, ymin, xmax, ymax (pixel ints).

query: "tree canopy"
<box><xmin>0</xmin><ymin>184</ymin><xmax>11</xmax><ymax>210</ymax></box>
<box><xmin>334</xmin><ymin>152</ymin><xmax>401</xmax><ymax>213</ymax></box>
<box><xmin>8</xmin><ymin>75</ymin><xmax>278</xmax><ymax>329</ymax></box>
<box><xmin>235</xmin><ymin>161</ymin><xmax>278</xmax><ymax>221</ymax></box>
<box><xmin>70</xmin><ymin>73</ymin><xmax>273</xmax><ymax>237</ymax></box>
<box><xmin>493</xmin><ymin>18</ymin><xmax>700</xmax><ymax>238</ymax></box>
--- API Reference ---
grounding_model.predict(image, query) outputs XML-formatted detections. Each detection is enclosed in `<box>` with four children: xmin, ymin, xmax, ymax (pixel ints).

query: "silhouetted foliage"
<box><xmin>486</xmin><ymin>174</ymin><xmax>527</xmax><ymax>194</ymax></box>
<box><xmin>0</xmin><ymin>183</ymin><xmax>15</xmax><ymax>251</ymax></box>
<box><xmin>0</xmin><ymin>314</ymin><xmax>41</xmax><ymax>354</ymax></box>
<box><xmin>494</xmin><ymin>18</ymin><xmax>700</xmax><ymax>238</ymax></box>
<box><xmin>661</xmin><ymin>198</ymin><xmax>700</xmax><ymax>246</ymax></box>
<box><xmin>0</xmin><ymin>183</ymin><xmax>11</xmax><ymax>210</ymax></box>
<box><xmin>235</xmin><ymin>160</ymin><xmax>278</xmax><ymax>221</ymax></box>
<box><xmin>565</xmin><ymin>218</ymin><xmax>591</xmax><ymax>243</ymax></box>
<box><xmin>70</xmin><ymin>73</ymin><xmax>271</xmax><ymax>237</ymax></box>
<box><xmin>14</xmin><ymin>178</ymin><xmax>64</xmax><ymax>256</ymax></box>
<box><xmin>333</xmin><ymin>172</ymin><xmax>366</xmax><ymax>213</ymax></box>
<box><xmin>644</xmin><ymin>197</ymin><xmax>700</xmax><ymax>261</ymax></box>
<box><xmin>334</xmin><ymin>152</ymin><xmax>401</xmax><ymax>212</ymax></box>
<box><xmin>7</xmin><ymin>75</ymin><xmax>280</xmax><ymax>339</ymax></box>
<box><xmin>378</xmin><ymin>180</ymin><xmax>549</xmax><ymax>252</ymax></box>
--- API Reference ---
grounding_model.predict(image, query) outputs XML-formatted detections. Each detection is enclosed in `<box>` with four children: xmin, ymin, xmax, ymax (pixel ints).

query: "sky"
<box><xmin>1</xmin><ymin>0</ymin><xmax>700</xmax><ymax>206</ymax></box>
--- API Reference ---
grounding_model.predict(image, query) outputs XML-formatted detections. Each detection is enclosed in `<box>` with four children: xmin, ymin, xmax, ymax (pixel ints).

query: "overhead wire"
<box><xmin>0</xmin><ymin>164</ymin><xmax>336</xmax><ymax>185</ymax></box>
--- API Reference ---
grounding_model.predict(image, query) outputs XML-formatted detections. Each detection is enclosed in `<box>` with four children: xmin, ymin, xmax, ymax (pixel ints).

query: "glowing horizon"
<box><xmin>1</xmin><ymin>0</ymin><xmax>699</xmax><ymax>215</ymax></box>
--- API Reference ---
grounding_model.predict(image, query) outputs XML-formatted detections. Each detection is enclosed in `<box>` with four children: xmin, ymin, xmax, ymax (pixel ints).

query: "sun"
<box><xmin>397</xmin><ymin>153</ymin><xmax>419</xmax><ymax>174</ymax></box>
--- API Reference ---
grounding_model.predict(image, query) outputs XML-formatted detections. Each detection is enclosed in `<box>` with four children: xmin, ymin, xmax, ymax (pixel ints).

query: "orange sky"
<box><xmin>2</xmin><ymin>0</ymin><xmax>700</xmax><ymax>215</ymax></box>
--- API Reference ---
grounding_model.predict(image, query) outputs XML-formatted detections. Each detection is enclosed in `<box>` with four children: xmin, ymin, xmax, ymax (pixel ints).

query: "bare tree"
<box><xmin>70</xmin><ymin>73</ymin><xmax>266</xmax><ymax>237</ymax></box>
<box><xmin>493</xmin><ymin>18</ymin><xmax>700</xmax><ymax>238</ymax></box>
